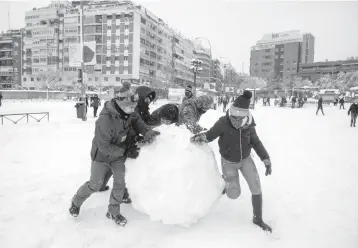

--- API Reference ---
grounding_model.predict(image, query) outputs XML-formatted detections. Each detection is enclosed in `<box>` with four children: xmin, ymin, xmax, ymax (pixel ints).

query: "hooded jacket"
<box><xmin>135</xmin><ymin>86</ymin><xmax>156</xmax><ymax>125</ymax></box>
<box><xmin>90</xmin><ymin>100</ymin><xmax>149</xmax><ymax>163</ymax></box>
<box><xmin>205</xmin><ymin>111</ymin><xmax>270</xmax><ymax>163</ymax></box>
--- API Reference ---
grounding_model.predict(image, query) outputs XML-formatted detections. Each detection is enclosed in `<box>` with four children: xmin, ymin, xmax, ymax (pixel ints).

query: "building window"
<box><xmin>124</xmin><ymin>56</ymin><xmax>128</xmax><ymax>61</ymax></box>
<box><xmin>104</xmin><ymin>77</ymin><xmax>108</xmax><ymax>81</ymax></box>
<box><xmin>125</xmin><ymin>25</ymin><xmax>129</xmax><ymax>29</ymax></box>
<box><xmin>116</xmin><ymin>36</ymin><xmax>120</xmax><ymax>40</ymax></box>
<box><xmin>124</xmin><ymin>35</ymin><xmax>129</xmax><ymax>39</ymax></box>
<box><xmin>107</xmin><ymin>37</ymin><xmax>111</xmax><ymax>41</ymax></box>
<box><xmin>124</xmin><ymin>46</ymin><xmax>129</xmax><ymax>50</ymax></box>
<box><xmin>95</xmin><ymin>77</ymin><xmax>98</xmax><ymax>81</ymax></box>
<box><xmin>116</xmin><ymin>77</ymin><xmax>120</xmax><ymax>81</ymax></box>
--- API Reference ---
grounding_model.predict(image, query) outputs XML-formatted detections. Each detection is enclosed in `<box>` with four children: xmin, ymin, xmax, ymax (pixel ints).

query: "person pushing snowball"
<box><xmin>69</xmin><ymin>82</ymin><xmax>159</xmax><ymax>227</ymax></box>
<box><xmin>190</xmin><ymin>90</ymin><xmax>273</xmax><ymax>232</ymax></box>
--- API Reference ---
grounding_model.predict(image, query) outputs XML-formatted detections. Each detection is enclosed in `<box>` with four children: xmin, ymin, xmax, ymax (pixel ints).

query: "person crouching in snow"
<box><xmin>149</xmin><ymin>103</ymin><xmax>179</xmax><ymax>127</ymax></box>
<box><xmin>348</xmin><ymin>101</ymin><xmax>358</xmax><ymax>127</ymax></box>
<box><xmin>190</xmin><ymin>90</ymin><xmax>273</xmax><ymax>232</ymax></box>
<box><xmin>177</xmin><ymin>95</ymin><xmax>213</xmax><ymax>134</ymax></box>
<box><xmin>69</xmin><ymin>85</ymin><xmax>159</xmax><ymax>226</ymax></box>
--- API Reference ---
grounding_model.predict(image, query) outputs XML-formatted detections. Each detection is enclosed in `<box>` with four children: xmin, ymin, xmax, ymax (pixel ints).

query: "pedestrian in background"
<box><xmin>348</xmin><ymin>101</ymin><xmax>358</xmax><ymax>127</ymax></box>
<box><xmin>91</xmin><ymin>94</ymin><xmax>101</xmax><ymax>118</ymax></box>
<box><xmin>316</xmin><ymin>96</ymin><xmax>325</xmax><ymax>115</ymax></box>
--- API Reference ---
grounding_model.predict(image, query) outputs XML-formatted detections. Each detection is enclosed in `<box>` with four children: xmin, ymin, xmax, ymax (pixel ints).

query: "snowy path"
<box><xmin>0</xmin><ymin>101</ymin><xmax>357</xmax><ymax>248</ymax></box>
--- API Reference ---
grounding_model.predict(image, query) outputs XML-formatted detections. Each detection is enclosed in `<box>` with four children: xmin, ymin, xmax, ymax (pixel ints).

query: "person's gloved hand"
<box><xmin>126</xmin><ymin>146</ymin><xmax>140</xmax><ymax>159</ymax></box>
<box><xmin>190</xmin><ymin>133</ymin><xmax>207</xmax><ymax>143</ymax></box>
<box><xmin>143</xmin><ymin>129</ymin><xmax>160</xmax><ymax>143</ymax></box>
<box><xmin>263</xmin><ymin>159</ymin><xmax>272</xmax><ymax>176</ymax></box>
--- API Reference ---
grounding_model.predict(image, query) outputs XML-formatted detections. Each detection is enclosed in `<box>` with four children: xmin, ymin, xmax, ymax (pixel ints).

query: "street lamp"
<box><xmin>194</xmin><ymin>37</ymin><xmax>212</xmax><ymax>84</ymax></box>
<box><xmin>219</xmin><ymin>57</ymin><xmax>231</xmax><ymax>94</ymax></box>
<box><xmin>190</xmin><ymin>58</ymin><xmax>203</xmax><ymax>97</ymax></box>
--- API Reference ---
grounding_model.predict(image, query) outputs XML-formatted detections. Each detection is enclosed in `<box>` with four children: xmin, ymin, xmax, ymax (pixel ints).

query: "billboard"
<box><xmin>257</xmin><ymin>30</ymin><xmax>302</xmax><ymax>44</ymax></box>
<box><xmin>69</xmin><ymin>41</ymin><xmax>96</xmax><ymax>66</ymax></box>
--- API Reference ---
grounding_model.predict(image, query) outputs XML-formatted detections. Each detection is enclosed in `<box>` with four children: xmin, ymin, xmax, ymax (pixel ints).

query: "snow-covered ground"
<box><xmin>0</xmin><ymin>100</ymin><xmax>357</xmax><ymax>248</ymax></box>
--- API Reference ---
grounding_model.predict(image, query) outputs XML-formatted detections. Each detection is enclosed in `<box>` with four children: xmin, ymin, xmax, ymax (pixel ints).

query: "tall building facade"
<box><xmin>250</xmin><ymin>30</ymin><xmax>315</xmax><ymax>83</ymax></box>
<box><xmin>22</xmin><ymin>1</ymin><xmax>68</xmax><ymax>88</ymax></box>
<box><xmin>0</xmin><ymin>29</ymin><xmax>23</xmax><ymax>89</ymax></box>
<box><xmin>193</xmin><ymin>45</ymin><xmax>211</xmax><ymax>86</ymax></box>
<box><xmin>22</xmin><ymin>0</ymin><xmax>196</xmax><ymax>88</ymax></box>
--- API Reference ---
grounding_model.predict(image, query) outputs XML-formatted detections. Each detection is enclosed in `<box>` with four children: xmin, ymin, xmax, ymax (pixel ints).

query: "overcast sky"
<box><xmin>1</xmin><ymin>0</ymin><xmax>358</xmax><ymax>73</ymax></box>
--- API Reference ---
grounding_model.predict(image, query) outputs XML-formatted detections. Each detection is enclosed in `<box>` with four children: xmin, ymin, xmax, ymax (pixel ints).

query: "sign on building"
<box><xmin>69</xmin><ymin>43</ymin><xmax>81</xmax><ymax>67</ymax></box>
<box><xmin>69</xmin><ymin>41</ymin><xmax>96</xmax><ymax>66</ymax></box>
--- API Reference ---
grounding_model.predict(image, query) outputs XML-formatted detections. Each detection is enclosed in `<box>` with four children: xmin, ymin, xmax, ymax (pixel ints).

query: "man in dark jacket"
<box><xmin>316</xmin><ymin>96</ymin><xmax>324</xmax><ymax>115</ymax></box>
<box><xmin>91</xmin><ymin>94</ymin><xmax>101</xmax><ymax>117</ymax></box>
<box><xmin>69</xmin><ymin>84</ymin><xmax>159</xmax><ymax>226</ymax></box>
<box><xmin>339</xmin><ymin>97</ymin><xmax>345</xmax><ymax>109</ymax></box>
<box><xmin>98</xmin><ymin>85</ymin><xmax>157</xmax><ymax>195</ymax></box>
<box><xmin>182</xmin><ymin>85</ymin><xmax>193</xmax><ymax>103</ymax></box>
<box><xmin>135</xmin><ymin>86</ymin><xmax>156</xmax><ymax>124</ymax></box>
<box><xmin>0</xmin><ymin>92</ymin><xmax>3</xmax><ymax>107</ymax></box>
<box><xmin>348</xmin><ymin>102</ymin><xmax>358</xmax><ymax>127</ymax></box>
<box><xmin>190</xmin><ymin>90</ymin><xmax>272</xmax><ymax>232</ymax></box>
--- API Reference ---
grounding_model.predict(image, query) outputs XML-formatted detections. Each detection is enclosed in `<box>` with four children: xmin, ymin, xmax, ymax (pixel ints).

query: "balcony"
<box><xmin>0</xmin><ymin>56</ymin><xmax>12</xmax><ymax>60</ymax></box>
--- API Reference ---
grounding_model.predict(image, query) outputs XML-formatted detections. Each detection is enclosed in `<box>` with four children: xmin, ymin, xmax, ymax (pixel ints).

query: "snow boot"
<box><xmin>69</xmin><ymin>201</ymin><xmax>80</xmax><ymax>217</ymax></box>
<box><xmin>122</xmin><ymin>188</ymin><xmax>132</xmax><ymax>204</ymax></box>
<box><xmin>252</xmin><ymin>194</ymin><xmax>272</xmax><ymax>233</ymax></box>
<box><xmin>99</xmin><ymin>185</ymin><xmax>110</xmax><ymax>192</ymax></box>
<box><xmin>106</xmin><ymin>212</ymin><xmax>127</xmax><ymax>227</ymax></box>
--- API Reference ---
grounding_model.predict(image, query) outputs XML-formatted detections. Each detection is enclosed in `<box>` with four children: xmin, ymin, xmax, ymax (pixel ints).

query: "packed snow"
<box><xmin>126</xmin><ymin>124</ymin><xmax>225</xmax><ymax>226</ymax></box>
<box><xmin>0</xmin><ymin>99</ymin><xmax>357</xmax><ymax>248</ymax></box>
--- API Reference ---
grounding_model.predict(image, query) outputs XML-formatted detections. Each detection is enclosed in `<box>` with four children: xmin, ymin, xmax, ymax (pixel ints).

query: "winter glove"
<box><xmin>143</xmin><ymin>129</ymin><xmax>160</xmax><ymax>143</ymax></box>
<box><xmin>190</xmin><ymin>133</ymin><xmax>208</xmax><ymax>144</ymax></box>
<box><xmin>263</xmin><ymin>159</ymin><xmax>272</xmax><ymax>176</ymax></box>
<box><xmin>125</xmin><ymin>146</ymin><xmax>140</xmax><ymax>159</ymax></box>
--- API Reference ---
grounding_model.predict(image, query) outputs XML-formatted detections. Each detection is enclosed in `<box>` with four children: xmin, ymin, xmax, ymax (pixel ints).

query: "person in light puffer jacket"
<box><xmin>190</xmin><ymin>90</ymin><xmax>273</xmax><ymax>233</ymax></box>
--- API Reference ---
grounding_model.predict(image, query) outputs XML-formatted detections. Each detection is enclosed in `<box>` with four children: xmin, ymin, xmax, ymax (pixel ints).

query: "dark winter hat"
<box><xmin>230</xmin><ymin>90</ymin><xmax>252</xmax><ymax>116</ymax></box>
<box><xmin>185</xmin><ymin>85</ymin><xmax>193</xmax><ymax>94</ymax></box>
<box><xmin>161</xmin><ymin>104</ymin><xmax>178</xmax><ymax>122</ymax></box>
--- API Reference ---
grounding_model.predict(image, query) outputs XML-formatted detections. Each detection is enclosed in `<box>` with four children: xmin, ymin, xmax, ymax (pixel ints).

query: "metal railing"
<box><xmin>0</xmin><ymin>112</ymin><xmax>49</xmax><ymax>125</ymax></box>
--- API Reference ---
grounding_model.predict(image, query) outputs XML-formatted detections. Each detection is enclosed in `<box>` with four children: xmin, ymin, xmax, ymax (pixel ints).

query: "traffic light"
<box><xmin>77</xmin><ymin>68</ymin><xmax>83</xmax><ymax>84</ymax></box>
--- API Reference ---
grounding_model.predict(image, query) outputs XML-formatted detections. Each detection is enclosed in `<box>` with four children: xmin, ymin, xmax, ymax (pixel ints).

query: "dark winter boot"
<box><xmin>252</xmin><ymin>194</ymin><xmax>272</xmax><ymax>233</ymax></box>
<box><xmin>106</xmin><ymin>212</ymin><xmax>127</xmax><ymax>226</ymax></box>
<box><xmin>99</xmin><ymin>185</ymin><xmax>110</xmax><ymax>192</ymax></box>
<box><xmin>69</xmin><ymin>201</ymin><xmax>80</xmax><ymax>217</ymax></box>
<box><xmin>122</xmin><ymin>188</ymin><xmax>132</xmax><ymax>204</ymax></box>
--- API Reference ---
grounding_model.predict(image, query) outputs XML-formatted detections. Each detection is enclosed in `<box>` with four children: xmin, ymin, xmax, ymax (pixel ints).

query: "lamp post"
<box><xmin>219</xmin><ymin>57</ymin><xmax>231</xmax><ymax>94</ymax></box>
<box><xmin>194</xmin><ymin>37</ymin><xmax>212</xmax><ymax>85</ymax></box>
<box><xmin>190</xmin><ymin>58</ymin><xmax>203</xmax><ymax>97</ymax></box>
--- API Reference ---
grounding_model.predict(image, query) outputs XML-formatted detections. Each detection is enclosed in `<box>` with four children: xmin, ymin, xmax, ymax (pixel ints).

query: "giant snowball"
<box><xmin>126</xmin><ymin>124</ymin><xmax>225</xmax><ymax>227</ymax></box>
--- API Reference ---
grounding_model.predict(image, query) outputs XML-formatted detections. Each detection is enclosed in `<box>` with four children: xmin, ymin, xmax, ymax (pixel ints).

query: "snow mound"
<box><xmin>126</xmin><ymin>124</ymin><xmax>225</xmax><ymax>227</ymax></box>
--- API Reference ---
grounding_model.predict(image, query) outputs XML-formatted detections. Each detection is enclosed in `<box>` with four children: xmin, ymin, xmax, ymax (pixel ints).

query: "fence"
<box><xmin>0</xmin><ymin>112</ymin><xmax>49</xmax><ymax>125</ymax></box>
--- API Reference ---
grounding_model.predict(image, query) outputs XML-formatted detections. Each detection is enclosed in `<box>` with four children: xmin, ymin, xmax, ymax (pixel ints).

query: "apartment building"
<box><xmin>0</xmin><ymin>29</ymin><xmax>23</xmax><ymax>89</ymax></box>
<box><xmin>250</xmin><ymin>30</ymin><xmax>315</xmax><ymax>83</ymax></box>
<box><xmin>21</xmin><ymin>0</ymin><xmax>196</xmax><ymax>88</ymax></box>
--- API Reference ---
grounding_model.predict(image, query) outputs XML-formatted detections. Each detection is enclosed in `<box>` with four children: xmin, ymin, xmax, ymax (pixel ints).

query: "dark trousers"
<box><xmin>350</xmin><ymin>113</ymin><xmax>357</xmax><ymax>126</ymax></box>
<box><xmin>93</xmin><ymin>106</ymin><xmax>98</xmax><ymax>117</ymax></box>
<box><xmin>0</xmin><ymin>100</ymin><xmax>2</xmax><ymax>107</ymax></box>
<box><xmin>223</xmin><ymin>104</ymin><xmax>227</xmax><ymax>112</ymax></box>
<box><xmin>340</xmin><ymin>103</ymin><xmax>345</xmax><ymax>109</ymax></box>
<box><xmin>316</xmin><ymin>106</ymin><xmax>324</xmax><ymax>115</ymax></box>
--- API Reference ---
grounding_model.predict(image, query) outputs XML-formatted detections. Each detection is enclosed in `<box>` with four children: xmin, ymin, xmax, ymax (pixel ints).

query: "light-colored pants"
<box><xmin>221</xmin><ymin>156</ymin><xmax>262</xmax><ymax>199</ymax></box>
<box><xmin>72</xmin><ymin>160</ymin><xmax>126</xmax><ymax>216</ymax></box>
